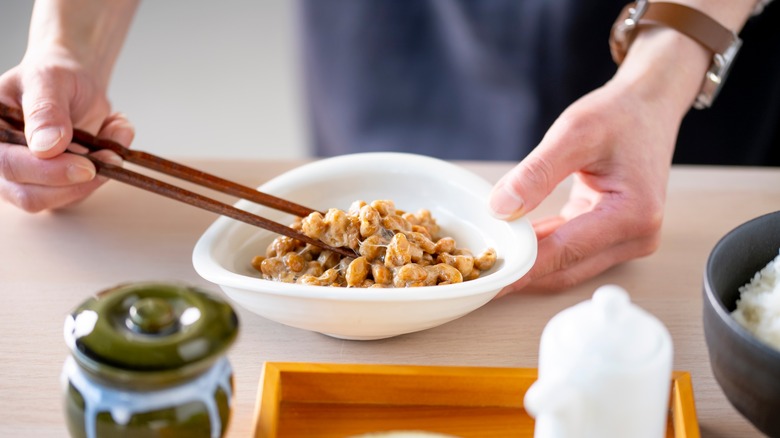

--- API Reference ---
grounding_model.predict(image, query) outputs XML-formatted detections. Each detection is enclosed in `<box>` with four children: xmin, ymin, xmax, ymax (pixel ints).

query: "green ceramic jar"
<box><xmin>62</xmin><ymin>282</ymin><xmax>239</xmax><ymax>438</ymax></box>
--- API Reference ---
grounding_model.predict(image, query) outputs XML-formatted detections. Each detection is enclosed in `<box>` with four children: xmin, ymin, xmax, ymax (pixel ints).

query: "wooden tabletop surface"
<box><xmin>1</xmin><ymin>159</ymin><xmax>777</xmax><ymax>437</ymax></box>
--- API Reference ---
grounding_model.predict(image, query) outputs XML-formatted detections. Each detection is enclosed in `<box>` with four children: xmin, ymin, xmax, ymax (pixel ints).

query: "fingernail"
<box><xmin>489</xmin><ymin>183</ymin><xmax>525</xmax><ymax>220</ymax></box>
<box><xmin>67</xmin><ymin>163</ymin><xmax>96</xmax><ymax>183</ymax></box>
<box><xmin>29</xmin><ymin>127</ymin><xmax>64</xmax><ymax>153</ymax></box>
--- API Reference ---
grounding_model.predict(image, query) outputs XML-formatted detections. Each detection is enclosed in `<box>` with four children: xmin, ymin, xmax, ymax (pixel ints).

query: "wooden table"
<box><xmin>1</xmin><ymin>160</ymin><xmax>777</xmax><ymax>437</ymax></box>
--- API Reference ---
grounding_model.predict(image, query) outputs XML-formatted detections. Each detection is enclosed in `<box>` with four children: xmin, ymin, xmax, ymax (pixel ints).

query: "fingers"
<box><xmin>0</xmin><ymin>60</ymin><xmax>130</xmax><ymax>212</ymax></box>
<box><xmin>488</xmin><ymin>113</ymin><xmax>601</xmax><ymax>221</ymax></box>
<box><xmin>0</xmin><ymin>109</ymin><xmax>129</xmax><ymax>212</ymax></box>
<box><xmin>487</xmin><ymin>85</ymin><xmax>675</xmax><ymax>298</ymax></box>
<box><xmin>97</xmin><ymin>112</ymin><xmax>135</xmax><ymax>147</ymax></box>
<box><xmin>497</xmin><ymin>202</ymin><xmax>662</xmax><ymax>296</ymax></box>
<box><xmin>495</xmin><ymin>235</ymin><xmax>656</xmax><ymax>297</ymax></box>
<box><xmin>488</xmin><ymin>155</ymin><xmax>559</xmax><ymax>221</ymax></box>
<box><xmin>531</xmin><ymin>215</ymin><xmax>566</xmax><ymax>241</ymax></box>
<box><xmin>0</xmin><ymin>111</ymin><xmax>130</xmax><ymax>184</ymax></box>
<box><xmin>0</xmin><ymin>143</ymin><xmax>125</xmax><ymax>211</ymax></box>
<box><xmin>0</xmin><ymin>148</ymin><xmax>123</xmax><ymax>213</ymax></box>
<box><xmin>20</xmin><ymin>71</ymin><xmax>74</xmax><ymax>158</ymax></box>
<box><xmin>0</xmin><ymin>144</ymin><xmax>95</xmax><ymax>185</ymax></box>
<box><xmin>0</xmin><ymin>177</ymin><xmax>108</xmax><ymax>213</ymax></box>
<box><xmin>511</xmin><ymin>234</ymin><xmax>660</xmax><ymax>295</ymax></box>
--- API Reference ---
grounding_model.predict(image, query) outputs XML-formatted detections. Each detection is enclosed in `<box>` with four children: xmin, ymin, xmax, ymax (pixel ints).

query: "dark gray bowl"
<box><xmin>703</xmin><ymin>210</ymin><xmax>780</xmax><ymax>437</ymax></box>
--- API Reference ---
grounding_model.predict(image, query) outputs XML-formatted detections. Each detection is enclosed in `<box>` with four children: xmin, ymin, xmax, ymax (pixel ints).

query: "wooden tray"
<box><xmin>254</xmin><ymin>362</ymin><xmax>700</xmax><ymax>438</ymax></box>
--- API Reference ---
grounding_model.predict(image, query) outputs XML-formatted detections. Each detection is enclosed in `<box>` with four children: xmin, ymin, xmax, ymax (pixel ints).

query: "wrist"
<box><xmin>24</xmin><ymin>0</ymin><xmax>139</xmax><ymax>91</ymax></box>
<box><xmin>610</xmin><ymin>27</ymin><xmax>710</xmax><ymax>117</ymax></box>
<box><xmin>608</xmin><ymin>1</ymin><xmax>757</xmax><ymax>114</ymax></box>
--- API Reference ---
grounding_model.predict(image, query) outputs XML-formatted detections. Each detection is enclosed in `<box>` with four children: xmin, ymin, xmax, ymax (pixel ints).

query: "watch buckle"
<box><xmin>694</xmin><ymin>37</ymin><xmax>742</xmax><ymax>109</ymax></box>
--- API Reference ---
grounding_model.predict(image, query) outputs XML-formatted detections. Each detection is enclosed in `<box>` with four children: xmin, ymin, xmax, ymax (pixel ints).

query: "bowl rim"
<box><xmin>704</xmin><ymin>210</ymin><xmax>780</xmax><ymax>360</ymax></box>
<box><xmin>192</xmin><ymin>152</ymin><xmax>538</xmax><ymax>302</ymax></box>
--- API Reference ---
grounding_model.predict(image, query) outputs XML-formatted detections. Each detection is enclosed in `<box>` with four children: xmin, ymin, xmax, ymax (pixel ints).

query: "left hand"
<box><xmin>487</xmin><ymin>1</ymin><xmax>758</xmax><ymax>295</ymax></box>
<box><xmin>489</xmin><ymin>75</ymin><xmax>680</xmax><ymax>294</ymax></box>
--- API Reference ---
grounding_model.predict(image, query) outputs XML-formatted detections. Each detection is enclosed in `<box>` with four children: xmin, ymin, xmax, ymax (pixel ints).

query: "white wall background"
<box><xmin>0</xmin><ymin>1</ymin><xmax>307</xmax><ymax>159</ymax></box>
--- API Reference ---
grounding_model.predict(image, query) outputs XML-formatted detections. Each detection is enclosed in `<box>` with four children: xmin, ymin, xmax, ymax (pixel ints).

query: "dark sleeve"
<box><xmin>673</xmin><ymin>3</ymin><xmax>780</xmax><ymax>166</ymax></box>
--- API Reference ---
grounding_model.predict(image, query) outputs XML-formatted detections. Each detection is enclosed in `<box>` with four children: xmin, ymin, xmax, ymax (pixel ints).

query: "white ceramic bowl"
<box><xmin>192</xmin><ymin>152</ymin><xmax>537</xmax><ymax>340</ymax></box>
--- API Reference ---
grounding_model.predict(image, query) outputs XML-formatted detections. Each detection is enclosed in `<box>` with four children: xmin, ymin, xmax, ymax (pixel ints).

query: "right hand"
<box><xmin>0</xmin><ymin>50</ymin><xmax>133</xmax><ymax>212</ymax></box>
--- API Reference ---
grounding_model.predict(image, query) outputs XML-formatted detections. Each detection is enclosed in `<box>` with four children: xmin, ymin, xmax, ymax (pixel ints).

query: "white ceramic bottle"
<box><xmin>524</xmin><ymin>285</ymin><xmax>673</xmax><ymax>438</ymax></box>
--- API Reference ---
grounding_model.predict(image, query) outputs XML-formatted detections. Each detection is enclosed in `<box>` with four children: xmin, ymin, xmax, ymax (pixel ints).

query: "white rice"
<box><xmin>731</xmin><ymin>250</ymin><xmax>780</xmax><ymax>350</ymax></box>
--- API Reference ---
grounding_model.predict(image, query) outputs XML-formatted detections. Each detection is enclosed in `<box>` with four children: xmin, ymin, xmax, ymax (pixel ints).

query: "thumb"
<box><xmin>489</xmin><ymin>130</ymin><xmax>585</xmax><ymax>221</ymax></box>
<box><xmin>21</xmin><ymin>88</ymin><xmax>73</xmax><ymax>159</ymax></box>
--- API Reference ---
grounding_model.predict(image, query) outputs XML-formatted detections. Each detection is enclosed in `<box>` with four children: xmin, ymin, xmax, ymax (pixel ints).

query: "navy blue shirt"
<box><xmin>300</xmin><ymin>0</ymin><xmax>779</xmax><ymax>165</ymax></box>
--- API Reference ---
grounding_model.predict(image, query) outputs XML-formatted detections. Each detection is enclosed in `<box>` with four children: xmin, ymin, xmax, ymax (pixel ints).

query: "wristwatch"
<box><xmin>609</xmin><ymin>0</ymin><xmax>742</xmax><ymax>109</ymax></box>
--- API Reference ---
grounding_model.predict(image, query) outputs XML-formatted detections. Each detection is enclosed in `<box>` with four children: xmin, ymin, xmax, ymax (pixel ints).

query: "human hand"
<box><xmin>489</xmin><ymin>80</ymin><xmax>679</xmax><ymax>294</ymax></box>
<box><xmin>485</xmin><ymin>1</ymin><xmax>758</xmax><ymax>295</ymax></box>
<box><xmin>0</xmin><ymin>56</ymin><xmax>133</xmax><ymax>212</ymax></box>
<box><xmin>0</xmin><ymin>0</ymin><xmax>138</xmax><ymax>212</ymax></box>
<box><xmin>485</xmin><ymin>16</ymin><xmax>740</xmax><ymax>295</ymax></box>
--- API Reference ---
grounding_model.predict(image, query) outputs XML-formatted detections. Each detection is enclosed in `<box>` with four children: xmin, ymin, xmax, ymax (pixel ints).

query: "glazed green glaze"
<box><xmin>64</xmin><ymin>377</ymin><xmax>232</xmax><ymax>438</ymax></box>
<box><xmin>62</xmin><ymin>282</ymin><xmax>239</xmax><ymax>438</ymax></box>
<box><xmin>65</xmin><ymin>282</ymin><xmax>238</xmax><ymax>386</ymax></box>
<box><xmin>128</xmin><ymin>297</ymin><xmax>177</xmax><ymax>334</ymax></box>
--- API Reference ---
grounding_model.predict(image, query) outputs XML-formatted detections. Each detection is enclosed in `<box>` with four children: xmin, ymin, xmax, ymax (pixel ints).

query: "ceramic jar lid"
<box><xmin>544</xmin><ymin>285</ymin><xmax>665</xmax><ymax>365</ymax></box>
<box><xmin>64</xmin><ymin>282</ymin><xmax>238</xmax><ymax>386</ymax></box>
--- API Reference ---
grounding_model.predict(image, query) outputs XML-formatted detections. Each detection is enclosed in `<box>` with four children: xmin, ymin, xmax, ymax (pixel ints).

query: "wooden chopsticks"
<box><xmin>0</xmin><ymin>103</ymin><xmax>357</xmax><ymax>259</ymax></box>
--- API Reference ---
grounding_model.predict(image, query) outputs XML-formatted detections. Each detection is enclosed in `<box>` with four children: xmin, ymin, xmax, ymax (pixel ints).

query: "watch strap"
<box><xmin>641</xmin><ymin>2</ymin><xmax>736</xmax><ymax>56</ymax></box>
<box><xmin>611</xmin><ymin>2</ymin><xmax>738</xmax><ymax>64</ymax></box>
<box><xmin>609</xmin><ymin>1</ymin><xmax>742</xmax><ymax>109</ymax></box>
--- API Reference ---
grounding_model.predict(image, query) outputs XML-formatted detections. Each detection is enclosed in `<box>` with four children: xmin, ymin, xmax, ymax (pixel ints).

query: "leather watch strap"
<box><xmin>610</xmin><ymin>1</ymin><xmax>737</xmax><ymax>65</ymax></box>
<box><xmin>609</xmin><ymin>1</ymin><xmax>742</xmax><ymax>109</ymax></box>
<box><xmin>641</xmin><ymin>2</ymin><xmax>735</xmax><ymax>55</ymax></box>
